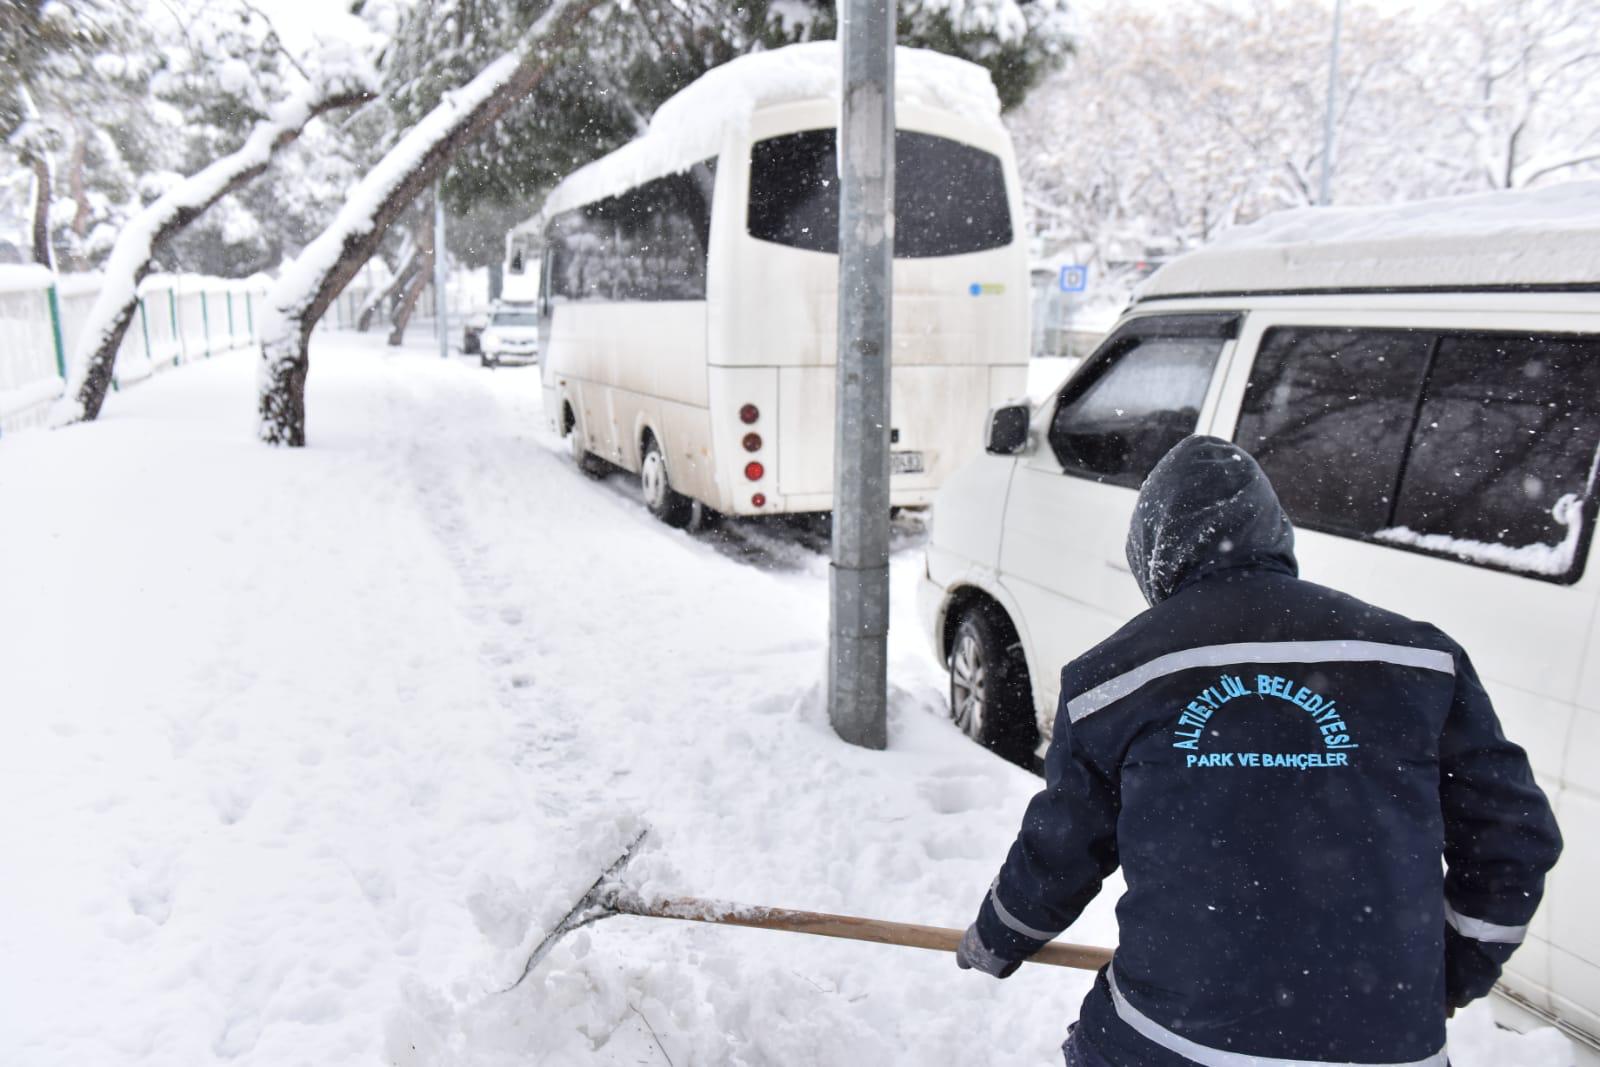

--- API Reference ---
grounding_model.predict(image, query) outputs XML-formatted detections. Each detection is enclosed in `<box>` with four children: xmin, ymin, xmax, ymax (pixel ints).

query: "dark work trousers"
<box><xmin>1063</xmin><ymin>1024</ymin><xmax>1113</xmax><ymax>1067</ymax></box>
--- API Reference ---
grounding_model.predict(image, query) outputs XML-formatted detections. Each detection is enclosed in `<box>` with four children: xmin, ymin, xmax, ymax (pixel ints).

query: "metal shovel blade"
<box><xmin>497</xmin><ymin>828</ymin><xmax>649</xmax><ymax>993</ymax></box>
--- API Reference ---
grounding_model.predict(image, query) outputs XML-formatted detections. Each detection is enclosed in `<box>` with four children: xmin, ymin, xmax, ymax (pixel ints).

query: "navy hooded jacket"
<box><xmin>971</xmin><ymin>436</ymin><xmax>1562</xmax><ymax>1066</ymax></box>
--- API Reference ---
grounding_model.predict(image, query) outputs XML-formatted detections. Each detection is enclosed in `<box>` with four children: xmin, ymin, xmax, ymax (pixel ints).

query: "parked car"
<box><xmin>919</xmin><ymin>181</ymin><xmax>1600</xmax><ymax>1045</ymax></box>
<box><xmin>479</xmin><ymin>304</ymin><xmax>539</xmax><ymax>367</ymax></box>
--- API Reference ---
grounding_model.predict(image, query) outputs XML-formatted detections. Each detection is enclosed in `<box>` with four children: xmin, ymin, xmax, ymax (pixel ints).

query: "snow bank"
<box><xmin>0</xmin><ymin>377</ymin><xmax>64</xmax><ymax>419</ymax></box>
<box><xmin>1140</xmin><ymin>180</ymin><xmax>1600</xmax><ymax>297</ymax></box>
<box><xmin>537</xmin><ymin>42</ymin><xmax>1003</xmax><ymax>221</ymax></box>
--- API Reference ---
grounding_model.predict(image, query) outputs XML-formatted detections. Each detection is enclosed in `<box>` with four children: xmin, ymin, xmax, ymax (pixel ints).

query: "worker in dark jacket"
<box><xmin>957</xmin><ymin>435</ymin><xmax>1562</xmax><ymax>1067</ymax></box>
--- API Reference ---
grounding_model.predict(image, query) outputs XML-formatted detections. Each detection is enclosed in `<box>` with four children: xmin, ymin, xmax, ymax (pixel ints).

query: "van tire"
<box><xmin>563</xmin><ymin>404</ymin><xmax>608</xmax><ymax>479</ymax></box>
<box><xmin>640</xmin><ymin>434</ymin><xmax>693</xmax><ymax>528</ymax></box>
<box><xmin>949</xmin><ymin>603</ymin><xmax>1038</xmax><ymax>765</ymax></box>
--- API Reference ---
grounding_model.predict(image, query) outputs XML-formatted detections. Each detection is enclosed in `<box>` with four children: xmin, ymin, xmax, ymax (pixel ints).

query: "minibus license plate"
<box><xmin>891</xmin><ymin>451</ymin><xmax>924</xmax><ymax>475</ymax></box>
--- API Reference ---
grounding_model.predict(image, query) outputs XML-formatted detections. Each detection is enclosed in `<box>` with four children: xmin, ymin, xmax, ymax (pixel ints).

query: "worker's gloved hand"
<box><xmin>956</xmin><ymin>923</ymin><xmax>1021</xmax><ymax>979</ymax></box>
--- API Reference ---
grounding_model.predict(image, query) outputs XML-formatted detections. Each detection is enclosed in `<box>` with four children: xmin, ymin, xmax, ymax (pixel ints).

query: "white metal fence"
<box><xmin>0</xmin><ymin>267</ymin><xmax>270</xmax><ymax>436</ymax></box>
<box><xmin>0</xmin><ymin>262</ymin><xmax>498</xmax><ymax>437</ymax></box>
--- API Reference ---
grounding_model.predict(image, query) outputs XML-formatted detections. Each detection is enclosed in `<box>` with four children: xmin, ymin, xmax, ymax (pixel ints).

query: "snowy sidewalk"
<box><xmin>0</xmin><ymin>336</ymin><xmax>1569</xmax><ymax>1065</ymax></box>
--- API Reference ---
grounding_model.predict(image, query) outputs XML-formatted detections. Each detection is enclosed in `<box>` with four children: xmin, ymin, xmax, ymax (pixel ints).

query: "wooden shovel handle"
<box><xmin>610</xmin><ymin>894</ymin><xmax>1114</xmax><ymax>972</ymax></box>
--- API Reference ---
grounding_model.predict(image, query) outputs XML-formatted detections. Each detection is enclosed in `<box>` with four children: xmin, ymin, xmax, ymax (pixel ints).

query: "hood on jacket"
<box><xmin>1125</xmin><ymin>435</ymin><xmax>1298</xmax><ymax>606</ymax></box>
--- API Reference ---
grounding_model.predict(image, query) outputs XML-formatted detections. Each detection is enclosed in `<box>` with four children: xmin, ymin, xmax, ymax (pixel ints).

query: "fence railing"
<box><xmin>0</xmin><ymin>267</ymin><xmax>270</xmax><ymax>436</ymax></box>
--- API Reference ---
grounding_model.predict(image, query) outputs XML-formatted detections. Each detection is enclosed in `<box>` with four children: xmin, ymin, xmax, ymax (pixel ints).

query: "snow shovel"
<box><xmin>501</xmin><ymin>830</ymin><xmax>1115</xmax><ymax>992</ymax></box>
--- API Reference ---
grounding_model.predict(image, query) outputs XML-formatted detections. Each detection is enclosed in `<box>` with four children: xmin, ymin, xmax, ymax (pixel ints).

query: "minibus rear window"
<box><xmin>747</xmin><ymin>129</ymin><xmax>1012</xmax><ymax>258</ymax></box>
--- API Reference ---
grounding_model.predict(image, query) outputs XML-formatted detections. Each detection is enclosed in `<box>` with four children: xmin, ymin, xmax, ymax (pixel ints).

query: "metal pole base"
<box><xmin>828</xmin><ymin>561</ymin><xmax>889</xmax><ymax>750</ymax></box>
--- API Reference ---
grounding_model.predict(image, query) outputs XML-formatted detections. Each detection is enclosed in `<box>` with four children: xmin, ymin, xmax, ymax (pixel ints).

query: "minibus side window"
<box><xmin>546</xmin><ymin>159</ymin><xmax>716</xmax><ymax>303</ymax></box>
<box><xmin>1047</xmin><ymin>328</ymin><xmax>1227</xmax><ymax>487</ymax></box>
<box><xmin>1235</xmin><ymin>328</ymin><xmax>1433</xmax><ymax>537</ymax></box>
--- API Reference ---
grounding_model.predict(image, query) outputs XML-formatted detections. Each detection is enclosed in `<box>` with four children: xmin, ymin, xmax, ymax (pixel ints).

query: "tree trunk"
<box><xmin>387</xmin><ymin>249</ymin><xmax>435</xmax><ymax>345</ymax></box>
<box><xmin>388</xmin><ymin>199</ymin><xmax>436</xmax><ymax>345</ymax></box>
<box><xmin>51</xmin><ymin>80</ymin><xmax>373</xmax><ymax>426</ymax></box>
<box><xmin>356</xmin><ymin>235</ymin><xmax>420</xmax><ymax>332</ymax></box>
<box><xmin>257</xmin><ymin>0</ymin><xmax>602</xmax><ymax>447</ymax></box>
<box><xmin>66</xmin><ymin>122</ymin><xmax>90</xmax><ymax>268</ymax></box>
<box><xmin>385</xmin><ymin>257</ymin><xmax>433</xmax><ymax>345</ymax></box>
<box><xmin>29</xmin><ymin>154</ymin><xmax>52</xmax><ymax>269</ymax></box>
<box><xmin>13</xmin><ymin>81</ymin><xmax>56</xmax><ymax>270</ymax></box>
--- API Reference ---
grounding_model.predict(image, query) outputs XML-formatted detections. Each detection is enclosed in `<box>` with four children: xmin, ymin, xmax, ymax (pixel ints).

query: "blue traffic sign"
<box><xmin>1059</xmin><ymin>264</ymin><xmax>1088</xmax><ymax>292</ymax></box>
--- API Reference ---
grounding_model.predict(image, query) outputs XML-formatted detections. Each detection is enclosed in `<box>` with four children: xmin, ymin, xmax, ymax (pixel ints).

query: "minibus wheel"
<box><xmin>640</xmin><ymin>434</ymin><xmax>693</xmax><ymax>528</ymax></box>
<box><xmin>950</xmin><ymin>604</ymin><xmax>1037</xmax><ymax>765</ymax></box>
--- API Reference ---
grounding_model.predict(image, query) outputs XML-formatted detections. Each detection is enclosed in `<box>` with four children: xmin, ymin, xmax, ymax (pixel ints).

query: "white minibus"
<box><xmin>919</xmin><ymin>180</ymin><xmax>1600</xmax><ymax>1047</ymax></box>
<box><xmin>511</xmin><ymin>42</ymin><xmax>1029</xmax><ymax>526</ymax></box>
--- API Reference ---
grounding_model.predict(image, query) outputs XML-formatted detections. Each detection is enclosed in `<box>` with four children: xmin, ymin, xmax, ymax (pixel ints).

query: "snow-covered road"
<box><xmin>0</xmin><ymin>336</ymin><xmax>1570</xmax><ymax>1065</ymax></box>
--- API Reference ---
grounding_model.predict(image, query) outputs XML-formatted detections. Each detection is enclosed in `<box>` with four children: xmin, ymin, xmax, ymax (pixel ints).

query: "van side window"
<box><xmin>1235</xmin><ymin>328</ymin><xmax>1433</xmax><ymax>536</ymax></box>
<box><xmin>1390</xmin><ymin>334</ymin><xmax>1600</xmax><ymax>575</ymax></box>
<box><xmin>1048</xmin><ymin>321</ymin><xmax>1229</xmax><ymax>487</ymax></box>
<box><xmin>1236</xmin><ymin>326</ymin><xmax>1600</xmax><ymax>582</ymax></box>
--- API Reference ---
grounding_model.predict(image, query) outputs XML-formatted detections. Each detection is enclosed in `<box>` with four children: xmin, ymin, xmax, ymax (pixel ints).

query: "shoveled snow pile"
<box><xmin>0</xmin><ymin>336</ymin><xmax>1573</xmax><ymax>1065</ymax></box>
<box><xmin>538</xmin><ymin>41</ymin><xmax>1003</xmax><ymax>220</ymax></box>
<box><xmin>1138</xmin><ymin>179</ymin><xmax>1600</xmax><ymax>297</ymax></box>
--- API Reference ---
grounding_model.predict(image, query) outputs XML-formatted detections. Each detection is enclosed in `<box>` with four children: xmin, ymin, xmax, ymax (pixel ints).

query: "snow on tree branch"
<box><xmin>256</xmin><ymin>0</ymin><xmax>605</xmax><ymax>447</ymax></box>
<box><xmin>51</xmin><ymin>69</ymin><xmax>377</xmax><ymax>427</ymax></box>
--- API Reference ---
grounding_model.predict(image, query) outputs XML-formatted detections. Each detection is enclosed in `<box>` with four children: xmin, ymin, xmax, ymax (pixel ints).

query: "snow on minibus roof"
<box><xmin>1136</xmin><ymin>180</ymin><xmax>1600</xmax><ymax>300</ymax></box>
<box><xmin>524</xmin><ymin>42</ymin><xmax>1001</xmax><ymax>230</ymax></box>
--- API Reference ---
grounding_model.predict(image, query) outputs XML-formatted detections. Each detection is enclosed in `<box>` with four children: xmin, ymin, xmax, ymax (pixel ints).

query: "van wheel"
<box><xmin>950</xmin><ymin>604</ymin><xmax>1038</xmax><ymax>765</ymax></box>
<box><xmin>563</xmin><ymin>405</ymin><xmax>608</xmax><ymax>479</ymax></box>
<box><xmin>640</xmin><ymin>435</ymin><xmax>693</xmax><ymax>528</ymax></box>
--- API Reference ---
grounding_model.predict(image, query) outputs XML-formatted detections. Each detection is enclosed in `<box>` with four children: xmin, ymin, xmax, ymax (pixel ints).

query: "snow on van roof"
<box><xmin>1137</xmin><ymin>180</ymin><xmax>1600</xmax><ymax>300</ymax></box>
<box><xmin>531</xmin><ymin>42</ymin><xmax>1002</xmax><ymax>226</ymax></box>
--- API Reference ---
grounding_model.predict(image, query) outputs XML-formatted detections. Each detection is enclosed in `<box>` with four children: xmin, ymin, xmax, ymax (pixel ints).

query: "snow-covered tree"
<box><xmin>257</xmin><ymin>0</ymin><xmax>606</xmax><ymax>446</ymax></box>
<box><xmin>1015</xmin><ymin>1</ymin><xmax>1407</xmax><ymax>260</ymax></box>
<box><xmin>52</xmin><ymin>4</ymin><xmax>381</xmax><ymax>425</ymax></box>
<box><xmin>0</xmin><ymin>0</ymin><xmax>145</xmax><ymax>268</ymax></box>
<box><xmin>1421</xmin><ymin>0</ymin><xmax>1600</xmax><ymax>190</ymax></box>
<box><xmin>1009</xmin><ymin>0</ymin><xmax>1599</xmax><ymax>276</ymax></box>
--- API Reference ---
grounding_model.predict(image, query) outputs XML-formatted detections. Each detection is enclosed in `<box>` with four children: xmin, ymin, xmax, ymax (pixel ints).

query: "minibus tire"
<box><xmin>640</xmin><ymin>435</ymin><xmax>693</xmax><ymax>528</ymax></box>
<box><xmin>950</xmin><ymin>604</ymin><xmax>1037</xmax><ymax>765</ymax></box>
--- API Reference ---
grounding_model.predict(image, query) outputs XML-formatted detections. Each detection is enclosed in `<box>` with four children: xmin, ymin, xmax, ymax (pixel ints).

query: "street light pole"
<box><xmin>434</xmin><ymin>176</ymin><xmax>450</xmax><ymax>359</ymax></box>
<box><xmin>828</xmin><ymin>0</ymin><xmax>895</xmax><ymax>750</ymax></box>
<box><xmin>1318</xmin><ymin>0</ymin><xmax>1344</xmax><ymax>206</ymax></box>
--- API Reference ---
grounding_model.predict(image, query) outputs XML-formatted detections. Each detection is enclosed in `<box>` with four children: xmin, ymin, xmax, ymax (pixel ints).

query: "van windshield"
<box><xmin>747</xmin><ymin>128</ymin><xmax>1012</xmax><ymax>258</ymax></box>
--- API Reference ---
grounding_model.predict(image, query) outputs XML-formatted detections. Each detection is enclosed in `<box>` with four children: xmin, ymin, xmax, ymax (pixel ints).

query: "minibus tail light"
<box><xmin>740</xmin><ymin>404</ymin><xmax>760</xmax><ymax>424</ymax></box>
<box><xmin>752</xmin><ymin>493</ymin><xmax>766</xmax><ymax>508</ymax></box>
<box><xmin>742</xmin><ymin>432</ymin><xmax>762</xmax><ymax>452</ymax></box>
<box><xmin>745</xmin><ymin>461</ymin><xmax>765</xmax><ymax>481</ymax></box>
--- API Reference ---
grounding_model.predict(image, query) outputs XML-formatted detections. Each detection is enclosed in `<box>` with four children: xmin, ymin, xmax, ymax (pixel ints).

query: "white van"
<box><xmin>511</xmin><ymin>42</ymin><xmax>1028</xmax><ymax>526</ymax></box>
<box><xmin>919</xmin><ymin>181</ymin><xmax>1600</xmax><ymax>1045</ymax></box>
